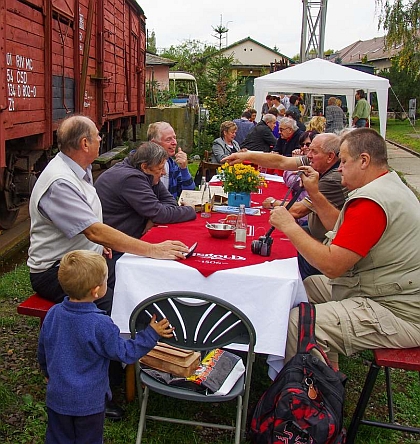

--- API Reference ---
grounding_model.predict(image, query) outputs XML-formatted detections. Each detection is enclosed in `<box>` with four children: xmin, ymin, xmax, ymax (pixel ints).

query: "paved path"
<box><xmin>387</xmin><ymin>141</ymin><xmax>420</xmax><ymax>196</ymax></box>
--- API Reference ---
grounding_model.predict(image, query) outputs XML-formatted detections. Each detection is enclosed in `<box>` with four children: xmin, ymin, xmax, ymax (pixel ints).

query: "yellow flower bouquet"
<box><xmin>217</xmin><ymin>163</ymin><xmax>267</xmax><ymax>193</ymax></box>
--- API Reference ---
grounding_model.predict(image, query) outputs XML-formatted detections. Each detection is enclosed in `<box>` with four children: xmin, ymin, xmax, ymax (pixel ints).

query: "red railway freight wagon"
<box><xmin>0</xmin><ymin>0</ymin><xmax>146</xmax><ymax>229</ymax></box>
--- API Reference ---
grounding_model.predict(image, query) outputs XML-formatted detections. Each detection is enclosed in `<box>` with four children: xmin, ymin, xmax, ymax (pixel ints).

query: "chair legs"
<box><xmin>347</xmin><ymin>361</ymin><xmax>381</xmax><ymax>444</ymax></box>
<box><xmin>347</xmin><ymin>361</ymin><xmax>420</xmax><ymax>444</ymax></box>
<box><xmin>136</xmin><ymin>385</ymin><xmax>149</xmax><ymax>444</ymax></box>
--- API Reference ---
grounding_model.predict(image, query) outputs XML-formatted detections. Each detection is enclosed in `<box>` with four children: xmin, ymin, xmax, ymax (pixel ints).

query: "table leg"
<box><xmin>125</xmin><ymin>363</ymin><xmax>136</xmax><ymax>402</ymax></box>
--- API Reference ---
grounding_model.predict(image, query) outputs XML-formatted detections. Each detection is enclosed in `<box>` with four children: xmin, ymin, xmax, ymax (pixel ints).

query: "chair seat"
<box><xmin>374</xmin><ymin>347</ymin><xmax>420</xmax><ymax>371</ymax></box>
<box><xmin>140</xmin><ymin>371</ymin><xmax>245</xmax><ymax>402</ymax></box>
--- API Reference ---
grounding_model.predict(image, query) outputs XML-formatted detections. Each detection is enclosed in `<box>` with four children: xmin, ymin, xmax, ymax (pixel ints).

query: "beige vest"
<box><xmin>28</xmin><ymin>154</ymin><xmax>103</xmax><ymax>272</ymax></box>
<box><xmin>326</xmin><ymin>171</ymin><xmax>420</xmax><ymax>304</ymax></box>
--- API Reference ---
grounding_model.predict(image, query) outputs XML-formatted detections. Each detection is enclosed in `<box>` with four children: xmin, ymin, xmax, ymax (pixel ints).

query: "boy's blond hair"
<box><xmin>58</xmin><ymin>250</ymin><xmax>107</xmax><ymax>300</ymax></box>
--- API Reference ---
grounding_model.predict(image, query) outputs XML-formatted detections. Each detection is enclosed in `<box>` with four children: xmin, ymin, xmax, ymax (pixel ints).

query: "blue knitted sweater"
<box><xmin>38</xmin><ymin>297</ymin><xmax>159</xmax><ymax>416</ymax></box>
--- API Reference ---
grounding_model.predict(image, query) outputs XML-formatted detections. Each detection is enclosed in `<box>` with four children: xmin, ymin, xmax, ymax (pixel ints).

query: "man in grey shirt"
<box><xmin>28</xmin><ymin>115</ymin><xmax>188</xmax><ymax>315</ymax></box>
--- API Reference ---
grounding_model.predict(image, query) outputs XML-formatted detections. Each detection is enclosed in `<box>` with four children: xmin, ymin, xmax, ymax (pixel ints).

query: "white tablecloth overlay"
<box><xmin>112</xmin><ymin>255</ymin><xmax>307</xmax><ymax>378</ymax></box>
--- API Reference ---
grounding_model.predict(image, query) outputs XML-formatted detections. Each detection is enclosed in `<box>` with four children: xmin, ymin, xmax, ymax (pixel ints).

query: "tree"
<box><xmin>199</xmin><ymin>54</ymin><xmax>248</xmax><ymax>138</ymax></box>
<box><xmin>147</xmin><ymin>30</ymin><xmax>157</xmax><ymax>53</ymax></box>
<box><xmin>159</xmin><ymin>39</ymin><xmax>217</xmax><ymax>91</ymax></box>
<box><xmin>159</xmin><ymin>39</ymin><xmax>247</xmax><ymax>149</ymax></box>
<box><xmin>378</xmin><ymin>60</ymin><xmax>420</xmax><ymax>112</ymax></box>
<box><xmin>376</xmin><ymin>0</ymin><xmax>420</xmax><ymax>77</ymax></box>
<box><xmin>212</xmin><ymin>24</ymin><xmax>229</xmax><ymax>50</ymax></box>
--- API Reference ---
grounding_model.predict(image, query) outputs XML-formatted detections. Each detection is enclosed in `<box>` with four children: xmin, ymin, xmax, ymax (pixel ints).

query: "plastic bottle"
<box><xmin>234</xmin><ymin>204</ymin><xmax>247</xmax><ymax>249</ymax></box>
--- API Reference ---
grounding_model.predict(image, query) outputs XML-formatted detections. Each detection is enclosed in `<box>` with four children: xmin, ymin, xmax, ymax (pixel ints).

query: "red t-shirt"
<box><xmin>332</xmin><ymin>198</ymin><xmax>387</xmax><ymax>257</ymax></box>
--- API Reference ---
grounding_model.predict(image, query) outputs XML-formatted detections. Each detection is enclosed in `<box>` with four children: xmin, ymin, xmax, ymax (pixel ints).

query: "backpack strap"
<box><xmin>297</xmin><ymin>302</ymin><xmax>316</xmax><ymax>353</ymax></box>
<box><xmin>297</xmin><ymin>302</ymin><xmax>333</xmax><ymax>367</ymax></box>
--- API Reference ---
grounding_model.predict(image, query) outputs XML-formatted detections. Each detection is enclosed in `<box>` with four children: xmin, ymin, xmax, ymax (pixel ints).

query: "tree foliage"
<box><xmin>147</xmin><ymin>30</ymin><xmax>157</xmax><ymax>53</ymax></box>
<box><xmin>160</xmin><ymin>39</ymin><xmax>248</xmax><ymax>142</ymax></box>
<box><xmin>199</xmin><ymin>54</ymin><xmax>248</xmax><ymax>138</ymax></box>
<box><xmin>376</xmin><ymin>0</ymin><xmax>420</xmax><ymax>77</ymax></box>
<box><xmin>378</xmin><ymin>60</ymin><xmax>420</xmax><ymax>111</ymax></box>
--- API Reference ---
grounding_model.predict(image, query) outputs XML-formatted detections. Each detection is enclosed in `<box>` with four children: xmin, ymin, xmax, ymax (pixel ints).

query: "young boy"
<box><xmin>37</xmin><ymin>250</ymin><xmax>173</xmax><ymax>444</ymax></box>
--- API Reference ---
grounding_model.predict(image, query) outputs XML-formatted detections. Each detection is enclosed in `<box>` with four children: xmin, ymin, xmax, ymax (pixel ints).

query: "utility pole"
<box><xmin>300</xmin><ymin>0</ymin><xmax>328</xmax><ymax>62</ymax></box>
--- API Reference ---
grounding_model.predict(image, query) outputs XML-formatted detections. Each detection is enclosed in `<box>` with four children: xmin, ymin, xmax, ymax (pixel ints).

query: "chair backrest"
<box><xmin>200</xmin><ymin>151</ymin><xmax>221</xmax><ymax>182</ymax></box>
<box><xmin>129</xmin><ymin>291</ymin><xmax>256</xmax><ymax>355</ymax></box>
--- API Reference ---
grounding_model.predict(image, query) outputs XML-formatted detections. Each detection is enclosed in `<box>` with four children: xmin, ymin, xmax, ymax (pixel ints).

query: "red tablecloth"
<box><xmin>141</xmin><ymin>180</ymin><xmax>297</xmax><ymax>277</ymax></box>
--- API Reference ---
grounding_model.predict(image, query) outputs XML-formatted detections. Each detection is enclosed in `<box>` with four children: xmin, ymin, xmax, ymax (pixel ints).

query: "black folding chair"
<box><xmin>129</xmin><ymin>291</ymin><xmax>256</xmax><ymax>444</ymax></box>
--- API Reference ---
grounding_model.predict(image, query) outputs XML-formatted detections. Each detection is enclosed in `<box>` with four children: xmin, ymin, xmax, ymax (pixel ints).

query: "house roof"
<box><xmin>221</xmin><ymin>37</ymin><xmax>295</xmax><ymax>64</ymax></box>
<box><xmin>146</xmin><ymin>52</ymin><xmax>177</xmax><ymax>67</ymax></box>
<box><xmin>328</xmin><ymin>36</ymin><xmax>401</xmax><ymax>64</ymax></box>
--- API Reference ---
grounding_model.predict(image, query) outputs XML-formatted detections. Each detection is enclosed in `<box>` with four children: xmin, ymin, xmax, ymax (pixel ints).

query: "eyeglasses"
<box><xmin>300</xmin><ymin>142</ymin><xmax>311</xmax><ymax>148</ymax></box>
<box><xmin>279</xmin><ymin>127</ymin><xmax>290</xmax><ymax>132</ymax></box>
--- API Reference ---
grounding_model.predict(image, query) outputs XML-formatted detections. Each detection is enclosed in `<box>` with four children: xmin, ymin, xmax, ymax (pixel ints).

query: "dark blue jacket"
<box><xmin>38</xmin><ymin>297</ymin><xmax>159</xmax><ymax>416</ymax></box>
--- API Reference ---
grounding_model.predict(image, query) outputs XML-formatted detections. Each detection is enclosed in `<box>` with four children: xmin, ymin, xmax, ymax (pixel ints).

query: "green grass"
<box><xmin>383</xmin><ymin>118</ymin><xmax>420</xmax><ymax>153</ymax></box>
<box><xmin>1</xmin><ymin>262</ymin><xmax>420</xmax><ymax>443</ymax></box>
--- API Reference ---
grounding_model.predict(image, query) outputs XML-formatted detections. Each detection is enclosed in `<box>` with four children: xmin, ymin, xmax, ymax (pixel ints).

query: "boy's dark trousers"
<box><xmin>45</xmin><ymin>407</ymin><xmax>105</xmax><ymax>444</ymax></box>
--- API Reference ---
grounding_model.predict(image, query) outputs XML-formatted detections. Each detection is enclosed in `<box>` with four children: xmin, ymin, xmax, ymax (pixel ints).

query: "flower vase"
<box><xmin>228</xmin><ymin>192</ymin><xmax>251</xmax><ymax>208</ymax></box>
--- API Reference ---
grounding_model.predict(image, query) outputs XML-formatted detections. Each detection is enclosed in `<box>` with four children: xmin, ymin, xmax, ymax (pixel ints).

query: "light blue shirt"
<box><xmin>38</xmin><ymin>152</ymin><xmax>100</xmax><ymax>239</ymax></box>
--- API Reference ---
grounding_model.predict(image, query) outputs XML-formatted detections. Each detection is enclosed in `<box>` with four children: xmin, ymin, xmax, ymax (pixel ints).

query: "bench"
<box><xmin>347</xmin><ymin>347</ymin><xmax>420</xmax><ymax>443</ymax></box>
<box><xmin>17</xmin><ymin>293</ymin><xmax>55</xmax><ymax>327</ymax></box>
<box><xmin>93</xmin><ymin>145</ymin><xmax>131</xmax><ymax>169</ymax></box>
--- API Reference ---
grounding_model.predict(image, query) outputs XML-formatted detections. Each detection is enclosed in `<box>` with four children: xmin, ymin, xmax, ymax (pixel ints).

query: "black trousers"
<box><xmin>45</xmin><ymin>407</ymin><xmax>105</xmax><ymax>444</ymax></box>
<box><xmin>30</xmin><ymin>261</ymin><xmax>113</xmax><ymax>315</ymax></box>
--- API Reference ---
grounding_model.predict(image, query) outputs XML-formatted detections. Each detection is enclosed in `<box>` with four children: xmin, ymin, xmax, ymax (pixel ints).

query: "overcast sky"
<box><xmin>138</xmin><ymin>0</ymin><xmax>383</xmax><ymax>57</ymax></box>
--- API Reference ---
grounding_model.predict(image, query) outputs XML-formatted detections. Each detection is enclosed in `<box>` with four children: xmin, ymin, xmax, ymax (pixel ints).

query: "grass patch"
<box><xmin>384</xmin><ymin>118</ymin><xmax>420</xmax><ymax>154</ymax></box>
<box><xmin>1</xmin><ymin>251</ymin><xmax>420</xmax><ymax>443</ymax></box>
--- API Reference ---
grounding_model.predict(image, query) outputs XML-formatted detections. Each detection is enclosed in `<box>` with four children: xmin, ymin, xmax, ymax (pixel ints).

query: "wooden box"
<box><xmin>140</xmin><ymin>342</ymin><xmax>201</xmax><ymax>377</ymax></box>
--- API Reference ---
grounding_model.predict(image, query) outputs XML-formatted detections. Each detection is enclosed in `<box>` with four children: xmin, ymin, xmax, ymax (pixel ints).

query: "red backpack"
<box><xmin>249</xmin><ymin>302</ymin><xmax>346</xmax><ymax>443</ymax></box>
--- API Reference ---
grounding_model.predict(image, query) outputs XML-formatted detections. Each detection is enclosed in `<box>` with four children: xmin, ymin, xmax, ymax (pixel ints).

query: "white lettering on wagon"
<box><xmin>6</xmin><ymin>52</ymin><xmax>36</xmax><ymax>112</ymax></box>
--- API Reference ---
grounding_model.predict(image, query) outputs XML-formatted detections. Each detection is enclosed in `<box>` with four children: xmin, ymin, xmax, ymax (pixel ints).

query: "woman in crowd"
<box><xmin>306</xmin><ymin>115</ymin><xmax>326</xmax><ymax>133</ymax></box>
<box><xmin>281</xmin><ymin>130</ymin><xmax>319</xmax><ymax>225</ymax></box>
<box><xmin>211</xmin><ymin>121</ymin><xmax>240</xmax><ymax>163</ymax></box>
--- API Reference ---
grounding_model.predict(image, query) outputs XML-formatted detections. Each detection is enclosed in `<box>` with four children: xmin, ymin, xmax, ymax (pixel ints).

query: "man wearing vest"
<box><xmin>270</xmin><ymin>128</ymin><xmax>420</xmax><ymax>370</ymax></box>
<box><xmin>28</xmin><ymin>115</ymin><xmax>189</xmax><ymax>419</ymax></box>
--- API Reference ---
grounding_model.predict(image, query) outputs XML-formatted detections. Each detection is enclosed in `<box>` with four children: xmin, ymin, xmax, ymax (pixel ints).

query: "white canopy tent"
<box><xmin>254</xmin><ymin>58</ymin><xmax>390</xmax><ymax>138</ymax></box>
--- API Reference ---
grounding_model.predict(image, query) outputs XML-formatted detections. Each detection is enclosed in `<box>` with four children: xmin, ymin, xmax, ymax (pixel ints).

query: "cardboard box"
<box><xmin>140</xmin><ymin>342</ymin><xmax>201</xmax><ymax>378</ymax></box>
<box><xmin>178</xmin><ymin>186</ymin><xmax>227</xmax><ymax>212</ymax></box>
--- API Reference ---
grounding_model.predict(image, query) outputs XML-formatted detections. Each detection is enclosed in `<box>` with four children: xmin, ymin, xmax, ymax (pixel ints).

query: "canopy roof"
<box><xmin>254</xmin><ymin>58</ymin><xmax>390</xmax><ymax>137</ymax></box>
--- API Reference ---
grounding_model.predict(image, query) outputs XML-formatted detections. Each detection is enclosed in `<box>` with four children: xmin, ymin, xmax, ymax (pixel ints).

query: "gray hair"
<box><xmin>279</xmin><ymin>117</ymin><xmax>298</xmax><ymax>132</ymax></box>
<box><xmin>146</xmin><ymin>121</ymin><xmax>173</xmax><ymax>142</ymax></box>
<box><xmin>340</xmin><ymin>128</ymin><xmax>388</xmax><ymax>167</ymax></box>
<box><xmin>263</xmin><ymin>113</ymin><xmax>276</xmax><ymax>124</ymax></box>
<box><xmin>57</xmin><ymin>115</ymin><xmax>96</xmax><ymax>153</ymax></box>
<box><xmin>316</xmin><ymin>133</ymin><xmax>341</xmax><ymax>155</ymax></box>
<box><xmin>128</xmin><ymin>142</ymin><xmax>168</xmax><ymax>169</ymax></box>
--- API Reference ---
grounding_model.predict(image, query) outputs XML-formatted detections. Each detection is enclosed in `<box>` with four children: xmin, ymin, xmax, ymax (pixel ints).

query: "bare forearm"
<box><xmin>224</xmin><ymin>151</ymin><xmax>298</xmax><ymax>170</ymax></box>
<box><xmin>277</xmin><ymin>222</ymin><xmax>350</xmax><ymax>278</ymax></box>
<box><xmin>269</xmin><ymin>207</ymin><xmax>361</xmax><ymax>278</ymax></box>
<box><xmin>84</xmin><ymin>222</ymin><xmax>153</xmax><ymax>256</ymax></box>
<box><xmin>288</xmin><ymin>202</ymin><xmax>310</xmax><ymax>219</ymax></box>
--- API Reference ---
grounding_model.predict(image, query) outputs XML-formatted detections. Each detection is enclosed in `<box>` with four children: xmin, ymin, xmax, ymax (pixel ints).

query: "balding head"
<box><xmin>57</xmin><ymin>115</ymin><xmax>96</xmax><ymax>154</ymax></box>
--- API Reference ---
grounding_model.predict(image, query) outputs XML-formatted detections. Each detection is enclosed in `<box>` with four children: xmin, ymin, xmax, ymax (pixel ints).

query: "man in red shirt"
<box><xmin>270</xmin><ymin>128</ymin><xmax>420</xmax><ymax>369</ymax></box>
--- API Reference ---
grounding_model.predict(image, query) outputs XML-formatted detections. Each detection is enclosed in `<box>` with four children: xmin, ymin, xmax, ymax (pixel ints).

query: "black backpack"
<box><xmin>249</xmin><ymin>302</ymin><xmax>347</xmax><ymax>443</ymax></box>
